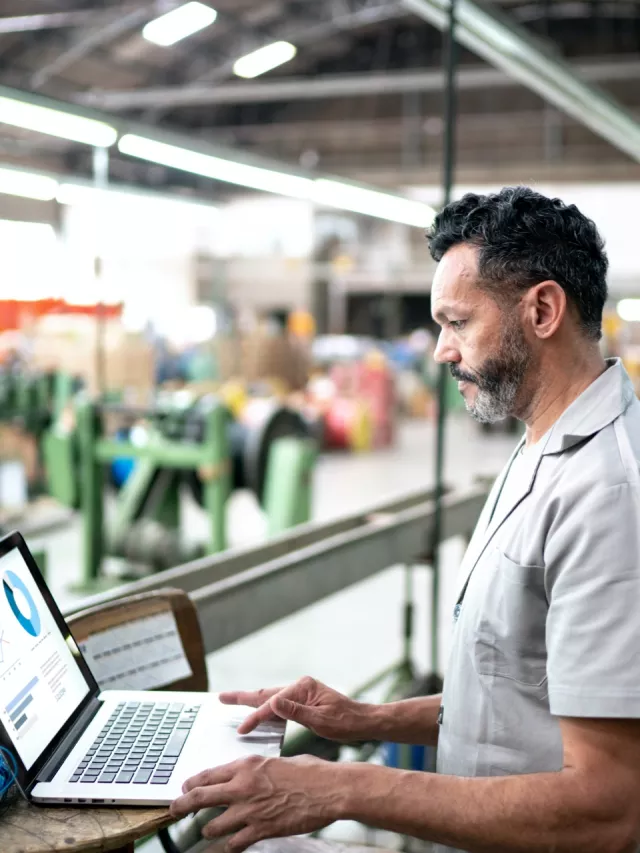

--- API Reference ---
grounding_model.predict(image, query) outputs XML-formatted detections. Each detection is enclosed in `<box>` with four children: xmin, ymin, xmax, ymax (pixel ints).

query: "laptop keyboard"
<box><xmin>69</xmin><ymin>700</ymin><xmax>201</xmax><ymax>786</ymax></box>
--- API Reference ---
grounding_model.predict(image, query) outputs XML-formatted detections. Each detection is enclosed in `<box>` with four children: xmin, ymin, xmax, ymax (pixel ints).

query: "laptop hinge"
<box><xmin>36</xmin><ymin>696</ymin><xmax>102</xmax><ymax>783</ymax></box>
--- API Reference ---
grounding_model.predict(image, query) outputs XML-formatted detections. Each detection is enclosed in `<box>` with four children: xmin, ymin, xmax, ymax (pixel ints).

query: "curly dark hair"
<box><xmin>427</xmin><ymin>186</ymin><xmax>608</xmax><ymax>341</ymax></box>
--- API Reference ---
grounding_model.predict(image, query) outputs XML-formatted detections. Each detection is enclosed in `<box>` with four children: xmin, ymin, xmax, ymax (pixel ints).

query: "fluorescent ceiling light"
<box><xmin>118</xmin><ymin>134</ymin><xmax>436</xmax><ymax>225</ymax></box>
<box><xmin>118</xmin><ymin>133</ymin><xmax>313</xmax><ymax>198</ymax></box>
<box><xmin>143</xmin><ymin>2</ymin><xmax>217</xmax><ymax>47</ymax></box>
<box><xmin>0</xmin><ymin>166</ymin><xmax>58</xmax><ymax>201</ymax></box>
<box><xmin>0</xmin><ymin>95</ymin><xmax>117</xmax><ymax>147</ymax></box>
<box><xmin>617</xmin><ymin>299</ymin><xmax>640</xmax><ymax>322</ymax></box>
<box><xmin>313</xmin><ymin>178</ymin><xmax>436</xmax><ymax>228</ymax></box>
<box><xmin>233</xmin><ymin>41</ymin><xmax>297</xmax><ymax>79</ymax></box>
<box><xmin>56</xmin><ymin>183</ymin><xmax>107</xmax><ymax>205</ymax></box>
<box><xmin>56</xmin><ymin>180</ymin><xmax>219</xmax><ymax>213</ymax></box>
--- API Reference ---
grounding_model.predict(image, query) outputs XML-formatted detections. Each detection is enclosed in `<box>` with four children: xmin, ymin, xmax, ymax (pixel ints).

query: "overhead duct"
<box><xmin>402</xmin><ymin>0</ymin><xmax>640</xmax><ymax>163</ymax></box>
<box><xmin>76</xmin><ymin>58</ymin><xmax>640</xmax><ymax>110</ymax></box>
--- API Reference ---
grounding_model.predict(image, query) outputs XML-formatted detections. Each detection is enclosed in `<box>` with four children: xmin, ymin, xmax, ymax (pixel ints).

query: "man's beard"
<box><xmin>449</xmin><ymin>319</ymin><xmax>531</xmax><ymax>424</ymax></box>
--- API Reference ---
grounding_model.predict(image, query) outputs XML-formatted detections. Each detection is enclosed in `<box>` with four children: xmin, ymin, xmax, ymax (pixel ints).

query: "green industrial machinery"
<box><xmin>0</xmin><ymin>368</ymin><xmax>81</xmax><ymax>498</ymax></box>
<box><xmin>45</xmin><ymin>396</ymin><xmax>317</xmax><ymax>590</ymax></box>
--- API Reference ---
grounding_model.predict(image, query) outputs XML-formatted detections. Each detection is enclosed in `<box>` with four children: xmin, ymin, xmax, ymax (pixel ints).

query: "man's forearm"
<box><xmin>334</xmin><ymin>763</ymin><xmax>632</xmax><ymax>853</ymax></box>
<box><xmin>358</xmin><ymin>695</ymin><xmax>441</xmax><ymax>746</ymax></box>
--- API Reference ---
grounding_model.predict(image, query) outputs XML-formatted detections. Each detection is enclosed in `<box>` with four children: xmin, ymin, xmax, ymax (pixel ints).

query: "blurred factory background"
<box><xmin>0</xmin><ymin>1</ymin><xmax>639</xmax><ymax>849</ymax></box>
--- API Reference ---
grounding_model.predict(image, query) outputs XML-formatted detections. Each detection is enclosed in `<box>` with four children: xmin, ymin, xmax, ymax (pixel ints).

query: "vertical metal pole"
<box><xmin>93</xmin><ymin>147</ymin><xmax>109</xmax><ymax>398</ymax></box>
<box><xmin>431</xmin><ymin>0</ymin><xmax>458</xmax><ymax>678</ymax></box>
<box><xmin>77</xmin><ymin>399</ymin><xmax>104</xmax><ymax>586</ymax></box>
<box><xmin>202</xmin><ymin>403</ymin><xmax>230</xmax><ymax>553</ymax></box>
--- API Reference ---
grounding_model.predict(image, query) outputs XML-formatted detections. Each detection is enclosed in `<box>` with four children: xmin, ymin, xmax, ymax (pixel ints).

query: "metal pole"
<box><xmin>431</xmin><ymin>0</ymin><xmax>458</xmax><ymax>679</ymax></box>
<box><xmin>93</xmin><ymin>146</ymin><xmax>109</xmax><ymax>398</ymax></box>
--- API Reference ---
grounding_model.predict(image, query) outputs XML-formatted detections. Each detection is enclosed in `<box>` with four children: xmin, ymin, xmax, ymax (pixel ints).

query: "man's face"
<box><xmin>431</xmin><ymin>243</ymin><xmax>532</xmax><ymax>423</ymax></box>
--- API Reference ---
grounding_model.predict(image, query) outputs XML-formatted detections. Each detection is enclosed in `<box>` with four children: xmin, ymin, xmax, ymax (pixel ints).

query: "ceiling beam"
<box><xmin>0</xmin><ymin>5</ymin><xmax>153</xmax><ymax>34</ymax></box>
<box><xmin>76</xmin><ymin>57</ymin><xmax>640</xmax><ymax>110</ymax></box>
<box><xmin>402</xmin><ymin>0</ymin><xmax>640</xmax><ymax>165</ymax></box>
<box><xmin>513</xmin><ymin>1</ymin><xmax>640</xmax><ymax>22</ymax></box>
<box><xmin>188</xmin><ymin>0</ymin><xmax>405</xmax><ymax>86</ymax></box>
<box><xmin>30</xmin><ymin>1</ymin><xmax>181</xmax><ymax>91</ymax></box>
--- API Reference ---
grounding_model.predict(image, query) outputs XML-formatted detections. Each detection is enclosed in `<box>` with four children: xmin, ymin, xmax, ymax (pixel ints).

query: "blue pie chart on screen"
<box><xmin>3</xmin><ymin>571</ymin><xmax>41</xmax><ymax>638</ymax></box>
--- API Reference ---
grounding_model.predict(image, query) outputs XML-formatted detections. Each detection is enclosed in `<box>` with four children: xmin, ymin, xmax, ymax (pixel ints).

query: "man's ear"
<box><xmin>522</xmin><ymin>281</ymin><xmax>567</xmax><ymax>340</ymax></box>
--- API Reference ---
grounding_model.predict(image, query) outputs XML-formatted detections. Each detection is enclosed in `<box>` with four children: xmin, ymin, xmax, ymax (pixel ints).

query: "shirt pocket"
<box><xmin>473</xmin><ymin>550</ymin><xmax>548</xmax><ymax>687</ymax></box>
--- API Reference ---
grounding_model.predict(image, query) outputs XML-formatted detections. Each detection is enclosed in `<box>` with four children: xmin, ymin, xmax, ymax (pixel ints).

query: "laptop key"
<box><xmin>151</xmin><ymin>775</ymin><xmax>171</xmax><ymax>784</ymax></box>
<box><xmin>133</xmin><ymin>769</ymin><xmax>153</xmax><ymax>784</ymax></box>
<box><xmin>163</xmin><ymin>730</ymin><xmax>190</xmax><ymax>757</ymax></box>
<box><xmin>116</xmin><ymin>771</ymin><xmax>135</xmax><ymax>783</ymax></box>
<box><xmin>99</xmin><ymin>772</ymin><xmax>117</xmax><ymax>783</ymax></box>
<box><xmin>70</xmin><ymin>773</ymin><xmax>82</xmax><ymax>782</ymax></box>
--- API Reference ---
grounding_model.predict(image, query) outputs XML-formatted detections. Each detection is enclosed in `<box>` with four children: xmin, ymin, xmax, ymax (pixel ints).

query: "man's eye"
<box><xmin>450</xmin><ymin>320</ymin><xmax>467</xmax><ymax>331</ymax></box>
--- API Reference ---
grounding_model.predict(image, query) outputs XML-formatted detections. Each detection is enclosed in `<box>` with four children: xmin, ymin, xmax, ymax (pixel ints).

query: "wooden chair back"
<box><xmin>67</xmin><ymin>587</ymin><xmax>208</xmax><ymax>693</ymax></box>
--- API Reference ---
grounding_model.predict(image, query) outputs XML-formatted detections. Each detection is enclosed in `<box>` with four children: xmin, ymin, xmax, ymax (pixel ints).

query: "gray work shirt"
<box><xmin>435</xmin><ymin>359</ymin><xmax>640</xmax><ymax>853</ymax></box>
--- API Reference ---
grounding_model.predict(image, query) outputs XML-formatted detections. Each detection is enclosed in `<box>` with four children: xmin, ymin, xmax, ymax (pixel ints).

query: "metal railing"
<box><xmin>64</xmin><ymin>484</ymin><xmax>487</xmax><ymax>659</ymax></box>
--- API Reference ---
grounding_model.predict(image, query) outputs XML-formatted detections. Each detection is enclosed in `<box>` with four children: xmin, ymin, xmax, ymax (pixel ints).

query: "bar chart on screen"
<box><xmin>5</xmin><ymin>676</ymin><xmax>39</xmax><ymax>737</ymax></box>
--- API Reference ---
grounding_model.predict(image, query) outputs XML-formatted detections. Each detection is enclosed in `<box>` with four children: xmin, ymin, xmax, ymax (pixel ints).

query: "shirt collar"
<box><xmin>541</xmin><ymin>358</ymin><xmax>636</xmax><ymax>456</ymax></box>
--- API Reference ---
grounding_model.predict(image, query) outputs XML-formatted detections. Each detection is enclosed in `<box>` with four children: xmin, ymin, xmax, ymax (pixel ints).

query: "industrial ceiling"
<box><xmin>1</xmin><ymin>0</ymin><xmax>640</xmax><ymax>197</ymax></box>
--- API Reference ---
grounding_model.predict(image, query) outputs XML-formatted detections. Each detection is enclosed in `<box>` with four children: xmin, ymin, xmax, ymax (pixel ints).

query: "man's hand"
<box><xmin>170</xmin><ymin>754</ymin><xmax>345</xmax><ymax>852</ymax></box>
<box><xmin>220</xmin><ymin>676</ymin><xmax>371</xmax><ymax>741</ymax></box>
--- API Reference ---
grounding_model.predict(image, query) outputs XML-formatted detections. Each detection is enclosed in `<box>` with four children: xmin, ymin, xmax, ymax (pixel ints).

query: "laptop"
<box><xmin>0</xmin><ymin>530</ymin><xmax>285</xmax><ymax>806</ymax></box>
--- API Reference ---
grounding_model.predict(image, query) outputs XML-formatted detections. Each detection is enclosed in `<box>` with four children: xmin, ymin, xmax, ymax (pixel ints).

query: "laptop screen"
<box><xmin>0</xmin><ymin>545</ymin><xmax>90</xmax><ymax>770</ymax></box>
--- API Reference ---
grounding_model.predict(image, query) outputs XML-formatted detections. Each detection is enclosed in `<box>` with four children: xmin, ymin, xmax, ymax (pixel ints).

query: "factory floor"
<box><xmin>27</xmin><ymin>414</ymin><xmax>517</xmax><ymax>852</ymax></box>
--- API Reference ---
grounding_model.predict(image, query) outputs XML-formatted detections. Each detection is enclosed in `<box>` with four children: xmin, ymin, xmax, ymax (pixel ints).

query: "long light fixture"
<box><xmin>0</xmin><ymin>87</ymin><xmax>435</xmax><ymax>227</ymax></box>
<box><xmin>117</xmin><ymin>134</ymin><xmax>435</xmax><ymax>226</ymax></box>
<box><xmin>0</xmin><ymin>95</ymin><xmax>117</xmax><ymax>147</ymax></box>
<box><xmin>55</xmin><ymin>180</ymin><xmax>219</xmax><ymax>213</ymax></box>
<box><xmin>0</xmin><ymin>166</ymin><xmax>58</xmax><ymax>201</ymax></box>
<box><xmin>313</xmin><ymin>178</ymin><xmax>434</xmax><ymax>228</ymax></box>
<box><xmin>233</xmin><ymin>41</ymin><xmax>297</xmax><ymax>79</ymax></box>
<box><xmin>143</xmin><ymin>2</ymin><xmax>217</xmax><ymax>47</ymax></box>
<box><xmin>118</xmin><ymin>133</ymin><xmax>313</xmax><ymax>198</ymax></box>
<box><xmin>402</xmin><ymin>0</ymin><xmax>640</xmax><ymax>162</ymax></box>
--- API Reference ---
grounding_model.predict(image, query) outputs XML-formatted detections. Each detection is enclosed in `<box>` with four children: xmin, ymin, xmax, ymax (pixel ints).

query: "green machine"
<box><xmin>0</xmin><ymin>367</ymin><xmax>81</xmax><ymax>498</ymax></box>
<box><xmin>45</xmin><ymin>396</ymin><xmax>316</xmax><ymax>591</ymax></box>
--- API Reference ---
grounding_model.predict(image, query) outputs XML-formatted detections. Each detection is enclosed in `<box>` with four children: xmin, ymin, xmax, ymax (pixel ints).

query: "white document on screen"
<box><xmin>78</xmin><ymin>610</ymin><xmax>193</xmax><ymax>691</ymax></box>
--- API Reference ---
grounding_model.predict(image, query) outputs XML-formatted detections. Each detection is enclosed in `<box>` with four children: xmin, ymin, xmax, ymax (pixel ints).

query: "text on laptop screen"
<box><xmin>0</xmin><ymin>548</ymin><xmax>89</xmax><ymax>769</ymax></box>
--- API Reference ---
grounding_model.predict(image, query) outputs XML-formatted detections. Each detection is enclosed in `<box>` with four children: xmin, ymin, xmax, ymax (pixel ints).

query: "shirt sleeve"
<box><xmin>545</xmin><ymin>482</ymin><xmax>640</xmax><ymax>718</ymax></box>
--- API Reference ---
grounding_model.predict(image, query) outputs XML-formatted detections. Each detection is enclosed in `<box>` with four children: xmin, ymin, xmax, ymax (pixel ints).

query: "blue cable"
<box><xmin>0</xmin><ymin>745</ymin><xmax>18</xmax><ymax>799</ymax></box>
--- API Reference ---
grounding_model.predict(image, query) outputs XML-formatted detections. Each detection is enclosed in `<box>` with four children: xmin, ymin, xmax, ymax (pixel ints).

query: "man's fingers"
<box><xmin>219</xmin><ymin>688</ymin><xmax>280</xmax><ymax>708</ymax></box>
<box><xmin>225</xmin><ymin>825</ymin><xmax>265</xmax><ymax>853</ymax></box>
<box><xmin>170</xmin><ymin>781</ymin><xmax>234</xmax><ymax>818</ymax></box>
<box><xmin>183</xmin><ymin>762</ymin><xmax>238</xmax><ymax>793</ymax></box>
<box><xmin>271</xmin><ymin>695</ymin><xmax>316</xmax><ymax>728</ymax></box>
<box><xmin>236</xmin><ymin>702</ymin><xmax>276</xmax><ymax>735</ymax></box>
<box><xmin>201</xmin><ymin>805</ymin><xmax>247</xmax><ymax>840</ymax></box>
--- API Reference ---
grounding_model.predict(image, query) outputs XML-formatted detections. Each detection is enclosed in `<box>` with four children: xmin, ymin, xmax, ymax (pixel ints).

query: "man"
<box><xmin>171</xmin><ymin>187</ymin><xmax>640</xmax><ymax>853</ymax></box>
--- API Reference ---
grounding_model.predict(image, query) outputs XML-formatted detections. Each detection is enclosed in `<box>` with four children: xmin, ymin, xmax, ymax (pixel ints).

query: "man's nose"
<box><xmin>433</xmin><ymin>330</ymin><xmax>460</xmax><ymax>365</ymax></box>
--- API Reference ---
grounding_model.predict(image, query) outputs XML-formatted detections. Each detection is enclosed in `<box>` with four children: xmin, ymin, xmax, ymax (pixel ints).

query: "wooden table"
<box><xmin>0</xmin><ymin>798</ymin><xmax>401</xmax><ymax>853</ymax></box>
<box><xmin>0</xmin><ymin>796</ymin><xmax>172</xmax><ymax>853</ymax></box>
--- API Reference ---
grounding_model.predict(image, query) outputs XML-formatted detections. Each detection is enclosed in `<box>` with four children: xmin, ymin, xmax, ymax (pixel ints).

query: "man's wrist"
<box><xmin>350</xmin><ymin>701</ymin><xmax>391</xmax><ymax>741</ymax></box>
<box><xmin>329</xmin><ymin>761</ymin><xmax>372</xmax><ymax>821</ymax></box>
<box><xmin>333</xmin><ymin>762</ymin><xmax>419</xmax><ymax>824</ymax></box>
<box><xmin>352</xmin><ymin>695</ymin><xmax>441</xmax><ymax>745</ymax></box>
